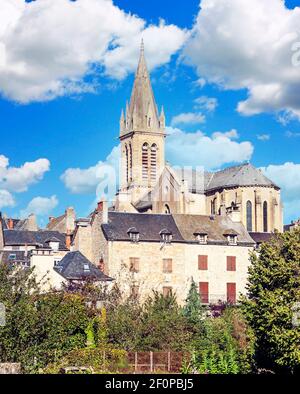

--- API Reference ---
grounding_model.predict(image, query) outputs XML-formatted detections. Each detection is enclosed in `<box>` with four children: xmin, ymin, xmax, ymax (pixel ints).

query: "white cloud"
<box><xmin>261</xmin><ymin>162</ymin><xmax>300</xmax><ymax>221</ymax></box>
<box><xmin>166</xmin><ymin>126</ymin><xmax>253</xmax><ymax>169</ymax></box>
<box><xmin>212</xmin><ymin>129</ymin><xmax>239</xmax><ymax>140</ymax></box>
<box><xmin>171</xmin><ymin>112</ymin><xmax>206</xmax><ymax>126</ymax></box>
<box><xmin>0</xmin><ymin>0</ymin><xmax>187</xmax><ymax>103</ymax></box>
<box><xmin>183</xmin><ymin>0</ymin><xmax>300</xmax><ymax>121</ymax></box>
<box><xmin>61</xmin><ymin>145</ymin><xmax>120</xmax><ymax>194</ymax></box>
<box><xmin>20</xmin><ymin>195</ymin><xmax>58</xmax><ymax>218</ymax></box>
<box><xmin>0</xmin><ymin>155</ymin><xmax>50</xmax><ymax>193</ymax></box>
<box><xmin>0</xmin><ymin>190</ymin><xmax>15</xmax><ymax>209</ymax></box>
<box><xmin>194</xmin><ymin>96</ymin><xmax>218</xmax><ymax>112</ymax></box>
<box><xmin>257</xmin><ymin>134</ymin><xmax>271</xmax><ymax>141</ymax></box>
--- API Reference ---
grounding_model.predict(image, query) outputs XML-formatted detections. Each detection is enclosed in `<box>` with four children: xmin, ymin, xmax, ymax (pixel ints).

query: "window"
<box><xmin>142</xmin><ymin>143</ymin><xmax>149</xmax><ymax>181</ymax></box>
<box><xmin>163</xmin><ymin>259</ymin><xmax>173</xmax><ymax>273</ymax></box>
<box><xmin>194</xmin><ymin>232</ymin><xmax>208</xmax><ymax>244</ymax></box>
<box><xmin>263</xmin><ymin>201</ymin><xmax>268</xmax><ymax>232</ymax></box>
<box><xmin>199</xmin><ymin>282</ymin><xmax>209</xmax><ymax>304</ymax></box>
<box><xmin>227</xmin><ymin>283</ymin><xmax>236</xmax><ymax>304</ymax></box>
<box><xmin>150</xmin><ymin>144</ymin><xmax>157</xmax><ymax>183</ymax></box>
<box><xmin>164</xmin><ymin>204</ymin><xmax>171</xmax><ymax>214</ymax></box>
<box><xmin>127</xmin><ymin>228</ymin><xmax>139</xmax><ymax>243</ymax></box>
<box><xmin>130</xmin><ymin>257</ymin><xmax>140</xmax><ymax>273</ymax></box>
<box><xmin>83</xmin><ymin>264</ymin><xmax>90</xmax><ymax>272</ymax></box>
<box><xmin>227</xmin><ymin>256</ymin><xmax>236</xmax><ymax>271</ymax></box>
<box><xmin>8</xmin><ymin>254</ymin><xmax>17</xmax><ymax>260</ymax></box>
<box><xmin>246</xmin><ymin>201</ymin><xmax>253</xmax><ymax>232</ymax></box>
<box><xmin>198</xmin><ymin>255</ymin><xmax>208</xmax><ymax>270</ymax></box>
<box><xmin>160</xmin><ymin>230</ymin><xmax>172</xmax><ymax>243</ymax></box>
<box><xmin>125</xmin><ymin>144</ymin><xmax>129</xmax><ymax>184</ymax></box>
<box><xmin>163</xmin><ymin>286</ymin><xmax>172</xmax><ymax>297</ymax></box>
<box><xmin>227</xmin><ymin>235</ymin><xmax>237</xmax><ymax>245</ymax></box>
<box><xmin>129</xmin><ymin>143</ymin><xmax>133</xmax><ymax>182</ymax></box>
<box><xmin>211</xmin><ymin>198</ymin><xmax>216</xmax><ymax>215</ymax></box>
<box><xmin>54</xmin><ymin>259</ymin><xmax>61</xmax><ymax>267</ymax></box>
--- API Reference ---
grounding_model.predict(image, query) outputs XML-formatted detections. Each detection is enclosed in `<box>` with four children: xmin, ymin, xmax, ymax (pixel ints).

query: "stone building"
<box><xmin>114</xmin><ymin>42</ymin><xmax>283</xmax><ymax>233</ymax></box>
<box><xmin>70</xmin><ymin>42</ymin><xmax>285</xmax><ymax>303</ymax></box>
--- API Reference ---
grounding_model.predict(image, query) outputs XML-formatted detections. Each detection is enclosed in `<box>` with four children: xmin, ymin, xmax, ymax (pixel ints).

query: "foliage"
<box><xmin>137</xmin><ymin>291</ymin><xmax>192</xmax><ymax>351</ymax></box>
<box><xmin>44</xmin><ymin>346</ymin><xmax>128</xmax><ymax>374</ymax></box>
<box><xmin>0</xmin><ymin>264</ymin><xmax>90</xmax><ymax>372</ymax></box>
<box><xmin>241</xmin><ymin>230</ymin><xmax>300</xmax><ymax>373</ymax></box>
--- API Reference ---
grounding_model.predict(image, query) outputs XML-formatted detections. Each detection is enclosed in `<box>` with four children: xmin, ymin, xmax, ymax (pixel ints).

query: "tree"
<box><xmin>0</xmin><ymin>264</ymin><xmax>90</xmax><ymax>372</ymax></box>
<box><xmin>241</xmin><ymin>230</ymin><xmax>300</xmax><ymax>373</ymax></box>
<box><xmin>138</xmin><ymin>291</ymin><xmax>191</xmax><ymax>351</ymax></box>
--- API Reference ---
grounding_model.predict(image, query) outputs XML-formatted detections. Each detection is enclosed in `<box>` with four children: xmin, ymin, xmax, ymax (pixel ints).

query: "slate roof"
<box><xmin>102</xmin><ymin>212</ymin><xmax>184</xmax><ymax>242</ymax></box>
<box><xmin>173</xmin><ymin>214</ymin><xmax>255</xmax><ymax>245</ymax></box>
<box><xmin>172</xmin><ymin>163</ymin><xmax>279</xmax><ymax>195</ymax></box>
<box><xmin>249</xmin><ymin>232</ymin><xmax>275</xmax><ymax>244</ymax></box>
<box><xmin>1</xmin><ymin>217</ymin><xmax>33</xmax><ymax>230</ymax></box>
<box><xmin>0</xmin><ymin>250</ymin><xmax>30</xmax><ymax>266</ymax></box>
<box><xmin>205</xmin><ymin>163</ymin><xmax>279</xmax><ymax>192</ymax></box>
<box><xmin>54</xmin><ymin>251</ymin><xmax>113</xmax><ymax>281</ymax></box>
<box><xmin>3</xmin><ymin>230</ymin><xmax>68</xmax><ymax>250</ymax></box>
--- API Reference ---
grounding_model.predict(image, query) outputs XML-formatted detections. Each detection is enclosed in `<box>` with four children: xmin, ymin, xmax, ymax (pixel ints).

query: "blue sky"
<box><xmin>0</xmin><ymin>0</ymin><xmax>300</xmax><ymax>226</ymax></box>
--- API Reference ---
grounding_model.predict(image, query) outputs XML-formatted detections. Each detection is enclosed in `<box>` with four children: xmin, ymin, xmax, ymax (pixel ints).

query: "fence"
<box><xmin>125</xmin><ymin>351</ymin><xmax>189</xmax><ymax>373</ymax></box>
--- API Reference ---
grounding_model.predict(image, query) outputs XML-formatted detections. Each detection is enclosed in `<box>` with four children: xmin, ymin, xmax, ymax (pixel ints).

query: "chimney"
<box><xmin>65</xmin><ymin>232</ymin><xmax>72</xmax><ymax>250</ymax></box>
<box><xmin>97</xmin><ymin>199</ymin><xmax>108</xmax><ymax>224</ymax></box>
<box><xmin>8</xmin><ymin>218</ymin><xmax>14</xmax><ymax>229</ymax></box>
<box><xmin>65</xmin><ymin>207</ymin><xmax>75</xmax><ymax>233</ymax></box>
<box><xmin>27</xmin><ymin>214</ymin><xmax>38</xmax><ymax>231</ymax></box>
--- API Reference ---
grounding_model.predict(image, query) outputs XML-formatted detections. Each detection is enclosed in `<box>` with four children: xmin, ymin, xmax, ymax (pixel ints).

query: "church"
<box><xmin>114</xmin><ymin>41</ymin><xmax>283</xmax><ymax>234</ymax></box>
<box><xmin>68</xmin><ymin>43</ymin><xmax>284</xmax><ymax>304</ymax></box>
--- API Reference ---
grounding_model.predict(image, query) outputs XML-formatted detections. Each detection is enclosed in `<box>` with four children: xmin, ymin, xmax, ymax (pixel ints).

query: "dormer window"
<box><xmin>224</xmin><ymin>230</ymin><xmax>238</xmax><ymax>245</ymax></box>
<box><xmin>194</xmin><ymin>231</ymin><xmax>208</xmax><ymax>244</ymax></box>
<box><xmin>127</xmin><ymin>227</ymin><xmax>140</xmax><ymax>243</ymax></box>
<box><xmin>160</xmin><ymin>229</ymin><xmax>172</xmax><ymax>244</ymax></box>
<box><xmin>45</xmin><ymin>237</ymin><xmax>60</xmax><ymax>252</ymax></box>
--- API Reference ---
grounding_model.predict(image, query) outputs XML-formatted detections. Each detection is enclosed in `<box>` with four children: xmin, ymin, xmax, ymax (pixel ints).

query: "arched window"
<box><xmin>142</xmin><ymin>143</ymin><xmax>149</xmax><ymax>181</ymax></box>
<box><xmin>125</xmin><ymin>144</ymin><xmax>129</xmax><ymax>184</ymax></box>
<box><xmin>150</xmin><ymin>144</ymin><xmax>157</xmax><ymax>183</ymax></box>
<box><xmin>211</xmin><ymin>198</ymin><xmax>216</xmax><ymax>215</ymax></box>
<box><xmin>263</xmin><ymin>201</ymin><xmax>268</xmax><ymax>232</ymax></box>
<box><xmin>129</xmin><ymin>143</ymin><xmax>133</xmax><ymax>182</ymax></box>
<box><xmin>164</xmin><ymin>204</ymin><xmax>170</xmax><ymax>214</ymax></box>
<box><xmin>246</xmin><ymin>201</ymin><xmax>253</xmax><ymax>232</ymax></box>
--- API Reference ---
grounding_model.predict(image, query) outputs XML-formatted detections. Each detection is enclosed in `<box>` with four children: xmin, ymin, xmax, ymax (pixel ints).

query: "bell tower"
<box><xmin>118</xmin><ymin>40</ymin><xmax>166</xmax><ymax>206</ymax></box>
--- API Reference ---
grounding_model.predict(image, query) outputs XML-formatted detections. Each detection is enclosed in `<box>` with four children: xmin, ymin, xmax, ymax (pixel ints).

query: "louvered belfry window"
<box><xmin>150</xmin><ymin>144</ymin><xmax>157</xmax><ymax>183</ymax></box>
<box><xmin>142</xmin><ymin>143</ymin><xmax>149</xmax><ymax>181</ymax></box>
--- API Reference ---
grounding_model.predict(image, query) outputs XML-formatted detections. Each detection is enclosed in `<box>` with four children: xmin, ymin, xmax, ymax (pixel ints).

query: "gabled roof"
<box><xmin>101</xmin><ymin>212</ymin><xmax>184</xmax><ymax>242</ymax></box>
<box><xmin>249</xmin><ymin>232</ymin><xmax>275</xmax><ymax>244</ymax></box>
<box><xmin>3</xmin><ymin>230</ymin><xmax>68</xmax><ymax>250</ymax></box>
<box><xmin>54</xmin><ymin>251</ymin><xmax>113</xmax><ymax>282</ymax></box>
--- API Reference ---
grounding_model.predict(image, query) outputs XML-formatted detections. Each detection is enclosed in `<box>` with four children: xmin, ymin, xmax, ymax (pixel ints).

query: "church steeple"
<box><xmin>121</xmin><ymin>40</ymin><xmax>163</xmax><ymax>135</ymax></box>
<box><xmin>118</xmin><ymin>40</ymin><xmax>166</xmax><ymax>202</ymax></box>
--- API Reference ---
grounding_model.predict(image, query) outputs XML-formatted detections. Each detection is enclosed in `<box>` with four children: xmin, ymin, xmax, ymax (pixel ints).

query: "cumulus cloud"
<box><xmin>183</xmin><ymin>0</ymin><xmax>300</xmax><ymax>121</ymax></box>
<box><xmin>0</xmin><ymin>0</ymin><xmax>187</xmax><ymax>103</ymax></box>
<box><xmin>171</xmin><ymin>112</ymin><xmax>206</xmax><ymax>126</ymax></box>
<box><xmin>20</xmin><ymin>195</ymin><xmax>58</xmax><ymax>218</ymax></box>
<box><xmin>257</xmin><ymin>134</ymin><xmax>271</xmax><ymax>141</ymax></box>
<box><xmin>0</xmin><ymin>190</ymin><xmax>15</xmax><ymax>209</ymax></box>
<box><xmin>212</xmin><ymin>129</ymin><xmax>239</xmax><ymax>140</ymax></box>
<box><xmin>166</xmin><ymin>126</ymin><xmax>253</xmax><ymax>169</ymax></box>
<box><xmin>0</xmin><ymin>155</ymin><xmax>50</xmax><ymax>193</ymax></box>
<box><xmin>194</xmin><ymin>96</ymin><xmax>218</xmax><ymax>112</ymax></box>
<box><xmin>61</xmin><ymin>145</ymin><xmax>120</xmax><ymax>195</ymax></box>
<box><xmin>261</xmin><ymin>162</ymin><xmax>300</xmax><ymax>221</ymax></box>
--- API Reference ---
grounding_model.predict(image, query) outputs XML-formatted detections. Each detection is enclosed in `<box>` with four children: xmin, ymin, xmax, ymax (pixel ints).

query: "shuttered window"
<box><xmin>227</xmin><ymin>256</ymin><xmax>236</xmax><ymax>271</ymax></box>
<box><xmin>227</xmin><ymin>283</ymin><xmax>236</xmax><ymax>304</ymax></box>
<box><xmin>199</xmin><ymin>282</ymin><xmax>209</xmax><ymax>304</ymax></box>
<box><xmin>198</xmin><ymin>255</ymin><xmax>208</xmax><ymax>270</ymax></box>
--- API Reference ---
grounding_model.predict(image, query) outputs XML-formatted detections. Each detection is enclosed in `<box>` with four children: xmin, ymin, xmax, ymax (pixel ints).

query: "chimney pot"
<box><xmin>8</xmin><ymin>218</ymin><xmax>14</xmax><ymax>229</ymax></box>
